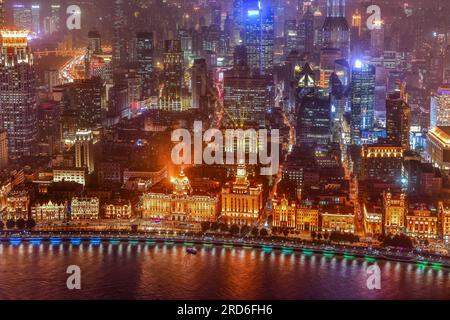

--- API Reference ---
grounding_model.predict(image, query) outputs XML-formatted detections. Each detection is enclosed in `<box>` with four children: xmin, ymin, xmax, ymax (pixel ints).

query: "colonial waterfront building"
<box><xmin>6</xmin><ymin>189</ymin><xmax>30</xmax><ymax>220</ymax></box>
<box><xmin>142</xmin><ymin>171</ymin><xmax>219</xmax><ymax>222</ymax></box>
<box><xmin>221</xmin><ymin>165</ymin><xmax>263</xmax><ymax>226</ymax></box>
<box><xmin>53</xmin><ymin>168</ymin><xmax>86</xmax><ymax>186</ymax></box>
<box><xmin>271</xmin><ymin>197</ymin><xmax>319</xmax><ymax>231</ymax></box>
<box><xmin>32</xmin><ymin>199</ymin><xmax>67</xmax><ymax>222</ymax></box>
<box><xmin>383</xmin><ymin>191</ymin><xmax>406</xmax><ymax>235</ymax></box>
<box><xmin>439</xmin><ymin>201</ymin><xmax>450</xmax><ymax>241</ymax></box>
<box><xmin>103</xmin><ymin>199</ymin><xmax>132</xmax><ymax>219</ymax></box>
<box><xmin>362</xmin><ymin>203</ymin><xmax>383</xmax><ymax>236</ymax></box>
<box><xmin>405</xmin><ymin>204</ymin><xmax>438</xmax><ymax>240</ymax></box>
<box><xmin>320</xmin><ymin>205</ymin><xmax>356</xmax><ymax>234</ymax></box>
<box><xmin>70</xmin><ymin>197</ymin><xmax>99</xmax><ymax>220</ymax></box>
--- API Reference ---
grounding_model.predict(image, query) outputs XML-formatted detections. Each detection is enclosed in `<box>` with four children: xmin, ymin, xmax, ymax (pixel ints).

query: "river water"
<box><xmin>0</xmin><ymin>242</ymin><xmax>449</xmax><ymax>299</ymax></box>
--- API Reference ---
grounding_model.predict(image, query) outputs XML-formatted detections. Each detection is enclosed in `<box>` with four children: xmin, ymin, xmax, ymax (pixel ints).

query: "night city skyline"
<box><xmin>1</xmin><ymin>0</ymin><xmax>450</xmax><ymax>306</ymax></box>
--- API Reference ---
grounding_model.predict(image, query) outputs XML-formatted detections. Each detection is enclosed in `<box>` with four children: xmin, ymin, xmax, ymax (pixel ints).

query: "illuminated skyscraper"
<box><xmin>31</xmin><ymin>5</ymin><xmax>40</xmax><ymax>34</ymax></box>
<box><xmin>386</xmin><ymin>89</ymin><xmax>411</xmax><ymax>151</ymax></box>
<box><xmin>136</xmin><ymin>32</ymin><xmax>154</xmax><ymax>99</ymax></box>
<box><xmin>113</xmin><ymin>0</ymin><xmax>127</xmax><ymax>68</ymax></box>
<box><xmin>350</xmin><ymin>60</ymin><xmax>375</xmax><ymax>145</ymax></box>
<box><xmin>0</xmin><ymin>30</ymin><xmax>38</xmax><ymax>159</ymax></box>
<box><xmin>13</xmin><ymin>5</ymin><xmax>32</xmax><ymax>30</ymax></box>
<box><xmin>296</xmin><ymin>63</ymin><xmax>331</xmax><ymax>146</ymax></box>
<box><xmin>284</xmin><ymin>20</ymin><xmax>299</xmax><ymax>54</ymax></box>
<box><xmin>244</xmin><ymin>0</ymin><xmax>274</xmax><ymax>75</ymax></box>
<box><xmin>302</xmin><ymin>7</ymin><xmax>314</xmax><ymax>53</ymax></box>
<box><xmin>322</xmin><ymin>0</ymin><xmax>350</xmax><ymax>60</ymax></box>
<box><xmin>50</xmin><ymin>2</ymin><xmax>61</xmax><ymax>33</ymax></box>
<box><xmin>430</xmin><ymin>85</ymin><xmax>450</xmax><ymax>129</ymax></box>
<box><xmin>223</xmin><ymin>63</ymin><xmax>271</xmax><ymax>128</ymax></box>
<box><xmin>160</xmin><ymin>40</ymin><xmax>186</xmax><ymax>111</ymax></box>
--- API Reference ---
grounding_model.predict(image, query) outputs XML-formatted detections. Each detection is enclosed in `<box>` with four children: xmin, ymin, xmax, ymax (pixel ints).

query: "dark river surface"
<box><xmin>0</xmin><ymin>242</ymin><xmax>449</xmax><ymax>300</ymax></box>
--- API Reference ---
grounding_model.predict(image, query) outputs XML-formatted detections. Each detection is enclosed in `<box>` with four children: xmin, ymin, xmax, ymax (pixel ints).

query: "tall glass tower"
<box><xmin>322</xmin><ymin>0</ymin><xmax>350</xmax><ymax>60</ymax></box>
<box><xmin>0</xmin><ymin>30</ymin><xmax>38</xmax><ymax>158</ymax></box>
<box><xmin>244</xmin><ymin>0</ymin><xmax>274</xmax><ymax>75</ymax></box>
<box><xmin>350</xmin><ymin>60</ymin><xmax>375</xmax><ymax>145</ymax></box>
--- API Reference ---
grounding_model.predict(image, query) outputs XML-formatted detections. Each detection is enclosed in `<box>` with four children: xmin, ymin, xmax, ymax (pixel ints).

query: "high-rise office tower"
<box><xmin>31</xmin><ymin>5</ymin><xmax>40</xmax><ymax>34</ymax></box>
<box><xmin>322</xmin><ymin>0</ymin><xmax>350</xmax><ymax>60</ymax></box>
<box><xmin>350</xmin><ymin>60</ymin><xmax>376</xmax><ymax>145</ymax></box>
<box><xmin>113</xmin><ymin>0</ymin><xmax>127</xmax><ymax>69</ymax></box>
<box><xmin>13</xmin><ymin>5</ymin><xmax>32</xmax><ymax>30</ymax></box>
<box><xmin>244</xmin><ymin>0</ymin><xmax>274</xmax><ymax>75</ymax></box>
<box><xmin>160</xmin><ymin>40</ymin><xmax>185</xmax><ymax>111</ymax></box>
<box><xmin>296</xmin><ymin>63</ymin><xmax>331</xmax><ymax>146</ymax></box>
<box><xmin>302</xmin><ymin>7</ymin><xmax>314</xmax><ymax>53</ymax></box>
<box><xmin>285</xmin><ymin>20</ymin><xmax>299</xmax><ymax>54</ymax></box>
<box><xmin>0</xmin><ymin>130</ymin><xmax>8</xmax><ymax>170</ymax></box>
<box><xmin>0</xmin><ymin>30</ymin><xmax>38</xmax><ymax>159</ymax></box>
<box><xmin>72</xmin><ymin>78</ymin><xmax>104</xmax><ymax>130</ymax></box>
<box><xmin>49</xmin><ymin>1</ymin><xmax>61</xmax><ymax>33</ymax></box>
<box><xmin>75</xmin><ymin>130</ymin><xmax>95</xmax><ymax>174</ymax></box>
<box><xmin>223</xmin><ymin>64</ymin><xmax>271</xmax><ymax>128</ymax></box>
<box><xmin>232</xmin><ymin>0</ymin><xmax>244</xmax><ymax>45</ymax></box>
<box><xmin>85</xmin><ymin>30</ymin><xmax>102</xmax><ymax>78</ymax></box>
<box><xmin>430</xmin><ymin>85</ymin><xmax>450</xmax><ymax>129</ymax></box>
<box><xmin>386</xmin><ymin>88</ymin><xmax>411</xmax><ymax>151</ymax></box>
<box><xmin>37</xmin><ymin>101</ymin><xmax>61</xmax><ymax>156</ymax></box>
<box><xmin>136</xmin><ymin>32</ymin><xmax>154</xmax><ymax>99</ymax></box>
<box><xmin>191</xmin><ymin>59</ymin><xmax>208</xmax><ymax>110</ymax></box>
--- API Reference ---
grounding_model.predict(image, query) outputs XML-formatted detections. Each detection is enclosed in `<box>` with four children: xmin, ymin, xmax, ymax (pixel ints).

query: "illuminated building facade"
<box><xmin>243</xmin><ymin>0</ymin><xmax>274</xmax><ymax>74</ymax></box>
<box><xmin>439</xmin><ymin>201</ymin><xmax>450</xmax><ymax>241</ymax></box>
<box><xmin>53</xmin><ymin>168</ymin><xmax>86</xmax><ymax>186</ymax></box>
<box><xmin>70</xmin><ymin>197</ymin><xmax>100</xmax><ymax>220</ymax></box>
<box><xmin>361</xmin><ymin>144</ymin><xmax>404</xmax><ymax>183</ymax></box>
<box><xmin>322</xmin><ymin>0</ymin><xmax>350</xmax><ymax>60</ymax></box>
<box><xmin>223</xmin><ymin>65</ymin><xmax>271</xmax><ymax>128</ymax></box>
<box><xmin>221</xmin><ymin>165</ymin><xmax>263</xmax><ymax>226</ymax></box>
<box><xmin>32</xmin><ymin>200</ymin><xmax>67</xmax><ymax>222</ymax></box>
<box><xmin>296</xmin><ymin>205</ymin><xmax>319</xmax><ymax>232</ymax></box>
<box><xmin>363</xmin><ymin>203</ymin><xmax>383</xmax><ymax>236</ymax></box>
<box><xmin>13</xmin><ymin>5</ymin><xmax>32</xmax><ymax>30</ymax></box>
<box><xmin>350</xmin><ymin>61</ymin><xmax>375</xmax><ymax>144</ymax></box>
<box><xmin>406</xmin><ymin>204</ymin><xmax>438</xmax><ymax>239</ymax></box>
<box><xmin>0</xmin><ymin>30</ymin><xmax>38</xmax><ymax>159</ymax></box>
<box><xmin>0</xmin><ymin>130</ymin><xmax>8</xmax><ymax>170</ymax></box>
<box><xmin>160</xmin><ymin>40</ymin><xmax>187</xmax><ymax>111</ymax></box>
<box><xmin>6</xmin><ymin>189</ymin><xmax>30</xmax><ymax>220</ymax></box>
<box><xmin>430</xmin><ymin>86</ymin><xmax>450</xmax><ymax>129</ymax></box>
<box><xmin>272</xmin><ymin>197</ymin><xmax>296</xmax><ymax>228</ymax></box>
<box><xmin>427</xmin><ymin>126</ymin><xmax>450</xmax><ymax>172</ymax></box>
<box><xmin>75</xmin><ymin>130</ymin><xmax>95</xmax><ymax>174</ymax></box>
<box><xmin>320</xmin><ymin>205</ymin><xmax>355</xmax><ymax>233</ymax></box>
<box><xmin>136</xmin><ymin>32</ymin><xmax>154</xmax><ymax>99</ymax></box>
<box><xmin>383</xmin><ymin>191</ymin><xmax>406</xmax><ymax>235</ymax></box>
<box><xmin>386</xmin><ymin>89</ymin><xmax>411</xmax><ymax>151</ymax></box>
<box><xmin>142</xmin><ymin>171</ymin><xmax>219</xmax><ymax>222</ymax></box>
<box><xmin>103</xmin><ymin>199</ymin><xmax>132</xmax><ymax>219</ymax></box>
